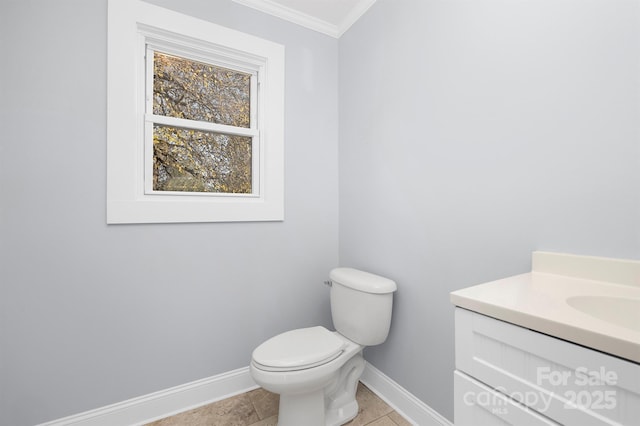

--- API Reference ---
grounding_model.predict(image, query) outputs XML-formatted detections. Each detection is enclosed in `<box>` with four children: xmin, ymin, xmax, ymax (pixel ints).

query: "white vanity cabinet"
<box><xmin>454</xmin><ymin>308</ymin><xmax>640</xmax><ymax>426</ymax></box>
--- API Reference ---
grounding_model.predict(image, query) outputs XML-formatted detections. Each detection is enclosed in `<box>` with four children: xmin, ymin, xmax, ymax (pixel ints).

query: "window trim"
<box><xmin>107</xmin><ymin>0</ymin><xmax>284</xmax><ymax>223</ymax></box>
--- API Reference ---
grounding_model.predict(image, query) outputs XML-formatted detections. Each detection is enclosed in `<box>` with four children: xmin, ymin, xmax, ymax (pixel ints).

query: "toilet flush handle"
<box><xmin>324</xmin><ymin>279</ymin><xmax>332</xmax><ymax>287</ymax></box>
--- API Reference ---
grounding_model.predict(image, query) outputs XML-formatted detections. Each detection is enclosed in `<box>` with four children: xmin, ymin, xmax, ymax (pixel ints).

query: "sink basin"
<box><xmin>566</xmin><ymin>296</ymin><xmax>640</xmax><ymax>332</ymax></box>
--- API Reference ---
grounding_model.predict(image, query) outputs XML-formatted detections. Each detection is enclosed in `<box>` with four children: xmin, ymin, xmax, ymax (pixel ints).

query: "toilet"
<box><xmin>250</xmin><ymin>267</ymin><xmax>397</xmax><ymax>426</ymax></box>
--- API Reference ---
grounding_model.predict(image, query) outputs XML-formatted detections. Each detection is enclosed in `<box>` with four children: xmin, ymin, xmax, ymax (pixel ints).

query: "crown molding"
<box><xmin>232</xmin><ymin>0</ymin><xmax>376</xmax><ymax>39</ymax></box>
<box><xmin>337</xmin><ymin>0</ymin><xmax>377</xmax><ymax>37</ymax></box>
<box><xmin>232</xmin><ymin>0</ymin><xmax>338</xmax><ymax>37</ymax></box>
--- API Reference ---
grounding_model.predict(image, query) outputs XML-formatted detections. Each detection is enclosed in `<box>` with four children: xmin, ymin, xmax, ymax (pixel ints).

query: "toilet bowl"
<box><xmin>251</xmin><ymin>327</ymin><xmax>364</xmax><ymax>426</ymax></box>
<box><xmin>249</xmin><ymin>268</ymin><xmax>397</xmax><ymax>426</ymax></box>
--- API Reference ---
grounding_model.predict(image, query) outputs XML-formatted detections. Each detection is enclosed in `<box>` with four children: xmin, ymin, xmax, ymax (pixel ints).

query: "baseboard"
<box><xmin>38</xmin><ymin>362</ymin><xmax>451</xmax><ymax>426</ymax></box>
<box><xmin>361</xmin><ymin>362</ymin><xmax>452</xmax><ymax>426</ymax></box>
<box><xmin>37</xmin><ymin>367</ymin><xmax>258</xmax><ymax>426</ymax></box>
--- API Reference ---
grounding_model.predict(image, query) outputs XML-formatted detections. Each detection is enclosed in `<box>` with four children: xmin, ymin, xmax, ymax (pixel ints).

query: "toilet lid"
<box><xmin>252</xmin><ymin>326</ymin><xmax>345</xmax><ymax>371</ymax></box>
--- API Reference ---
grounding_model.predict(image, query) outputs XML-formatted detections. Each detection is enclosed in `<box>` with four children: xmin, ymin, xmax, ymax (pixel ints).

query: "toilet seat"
<box><xmin>252</xmin><ymin>326</ymin><xmax>345</xmax><ymax>372</ymax></box>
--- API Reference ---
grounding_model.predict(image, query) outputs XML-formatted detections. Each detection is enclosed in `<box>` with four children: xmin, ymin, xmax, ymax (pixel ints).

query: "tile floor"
<box><xmin>145</xmin><ymin>382</ymin><xmax>412</xmax><ymax>426</ymax></box>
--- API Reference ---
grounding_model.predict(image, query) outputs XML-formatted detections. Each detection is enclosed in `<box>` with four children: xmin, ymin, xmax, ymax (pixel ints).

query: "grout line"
<box><xmin>247</xmin><ymin>389</ymin><xmax>261</xmax><ymax>422</ymax></box>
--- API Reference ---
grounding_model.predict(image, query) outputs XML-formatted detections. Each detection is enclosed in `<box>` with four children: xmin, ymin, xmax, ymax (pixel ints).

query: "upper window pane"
<box><xmin>153</xmin><ymin>51</ymin><xmax>251</xmax><ymax>128</ymax></box>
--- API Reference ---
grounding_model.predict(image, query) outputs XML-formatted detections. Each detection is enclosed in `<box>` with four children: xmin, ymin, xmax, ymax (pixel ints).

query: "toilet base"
<box><xmin>325</xmin><ymin>399</ymin><xmax>358</xmax><ymax>426</ymax></box>
<box><xmin>278</xmin><ymin>389</ymin><xmax>325</xmax><ymax>426</ymax></box>
<box><xmin>324</xmin><ymin>352</ymin><xmax>364</xmax><ymax>426</ymax></box>
<box><xmin>272</xmin><ymin>353</ymin><xmax>365</xmax><ymax>426</ymax></box>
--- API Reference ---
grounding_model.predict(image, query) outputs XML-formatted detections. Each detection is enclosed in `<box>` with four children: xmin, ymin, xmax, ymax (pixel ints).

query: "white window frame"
<box><xmin>107</xmin><ymin>0</ymin><xmax>284</xmax><ymax>223</ymax></box>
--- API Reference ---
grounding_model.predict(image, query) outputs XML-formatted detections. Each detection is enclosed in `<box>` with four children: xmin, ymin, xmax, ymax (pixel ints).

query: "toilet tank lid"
<box><xmin>330</xmin><ymin>268</ymin><xmax>397</xmax><ymax>294</ymax></box>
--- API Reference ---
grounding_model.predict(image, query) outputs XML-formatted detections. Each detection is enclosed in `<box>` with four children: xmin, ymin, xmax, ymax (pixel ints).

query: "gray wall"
<box><xmin>0</xmin><ymin>1</ymin><xmax>339</xmax><ymax>425</ymax></box>
<box><xmin>2</xmin><ymin>0</ymin><xmax>640</xmax><ymax>425</ymax></box>
<box><xmin>339</xmin><ymin>0</ymin><xmax>640</xmax><ymax>421</ymax></box>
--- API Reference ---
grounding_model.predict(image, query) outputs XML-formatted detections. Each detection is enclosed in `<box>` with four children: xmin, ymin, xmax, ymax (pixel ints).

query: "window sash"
<box><xmin>144</xmin><ymin>46</ymin><xmax>260</xmax><ymax>196</ymax></box>
<box><xmin>147</xmin><ymin>114</ymin><xmax>258</xmax><ymax>138</ymax></box>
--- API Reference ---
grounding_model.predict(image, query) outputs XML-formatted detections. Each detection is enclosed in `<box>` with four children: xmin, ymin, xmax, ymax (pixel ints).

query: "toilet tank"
<box><xmin>329</xmin><ymin>268</ymin><xmax>397</xmax><ymax>346</ymax></box>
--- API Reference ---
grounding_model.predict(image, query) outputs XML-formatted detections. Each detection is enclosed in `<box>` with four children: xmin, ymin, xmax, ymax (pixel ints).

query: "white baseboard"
<box><xmin>38</xmin><ymin>362</ymin><xmax>451</xmax><ymax>426</ymax></box>
<box><xmin>37</xmin><ymin>367</ymin><xmax>258</xmax><ymax>426</ymax></box>
<box><xmin>361</xmin><ymin>362</ymin><xmax>452</xmax><ymax>426</ymax></box>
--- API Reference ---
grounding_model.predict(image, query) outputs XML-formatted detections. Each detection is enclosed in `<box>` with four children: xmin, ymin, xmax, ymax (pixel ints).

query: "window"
<box><xmin>107</xmin><ymin>0</ymin><xmax>284</xmax><ymax>223</ymax></box>
<box><xmin>148</xmin><ymin>51</ymin><xmax>256</xmax><ymax>195</ymax></box>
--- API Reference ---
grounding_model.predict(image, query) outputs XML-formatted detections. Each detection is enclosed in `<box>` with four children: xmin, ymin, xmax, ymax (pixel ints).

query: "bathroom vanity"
<box><xmin>450</xmin><ymin>252</ymin><xmax>640</xmax><ymax>425</ymax></box>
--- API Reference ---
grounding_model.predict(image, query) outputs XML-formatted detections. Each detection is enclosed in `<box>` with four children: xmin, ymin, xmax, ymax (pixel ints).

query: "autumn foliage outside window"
<box><xmin>149</xmin><ymin>51</ymin><xmax>255</xmax><ymax>194</ymax></box>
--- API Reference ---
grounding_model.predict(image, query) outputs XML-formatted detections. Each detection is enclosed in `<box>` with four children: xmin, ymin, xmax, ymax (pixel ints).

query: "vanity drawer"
<box><xmin>455</xmin><ymin>370</ymin><xmax>560</xmax><ymax>426</ymax></box>
<box><xmin>455</xmin><ymin>308</ymin><xmax>640</xmax><ymax>426</ymax></box>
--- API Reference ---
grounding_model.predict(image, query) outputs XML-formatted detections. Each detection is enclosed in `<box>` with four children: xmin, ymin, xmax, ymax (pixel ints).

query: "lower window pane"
<box><xmin>153</xmin><ymin>125</ymin><xmax>252</xmax><ymax>193</ymax></box>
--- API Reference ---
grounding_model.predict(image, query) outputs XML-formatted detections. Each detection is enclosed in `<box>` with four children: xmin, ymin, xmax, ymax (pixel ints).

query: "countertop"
<box><xmin>450</xmin><ymin>252</ymin><xmax>640</xmax><ymax>364</ymax></box>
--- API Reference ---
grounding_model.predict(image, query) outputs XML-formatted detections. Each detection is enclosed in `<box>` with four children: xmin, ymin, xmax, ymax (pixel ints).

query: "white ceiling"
<box><xmin>232</xmin><ymin>0</ymin><xmax>377</xmax><ymax>38</ymax></box>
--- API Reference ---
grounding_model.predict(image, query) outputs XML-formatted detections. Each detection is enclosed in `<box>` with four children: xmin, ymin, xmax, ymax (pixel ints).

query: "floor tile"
<box><xmin>145</xmin><ymin>382</ymin><xmax>413</xmax><ymax>426</ymax></box>
<box><xmin>249</xmin><ymin>414</ymin><xmax>278</xmax><ymax>426</ymax></box>
<box><xmin>247</xmin><ymin>387</ymin><xmax>279</xmax><ymax>420</ymax></box>
<box><xmin>388</xmin><ymin>410</ymin><xmax>413</xmax><ymax>425</ymax></box>
<box><xmin>367</xmin><ymin>416</ymin><xmax>400</xmax><ymax>426</ymax></box>
<box><xmin>146</xmin><ymin>392</ymin><xmax>259</xmax><ymax>426</ymax></box>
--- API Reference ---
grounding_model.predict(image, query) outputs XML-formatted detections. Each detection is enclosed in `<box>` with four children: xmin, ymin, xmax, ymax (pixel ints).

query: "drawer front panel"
<box><xmin>455</xmin><ymin>370</ymin><xmax>560</xmax><ymax>426</ymax></box>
